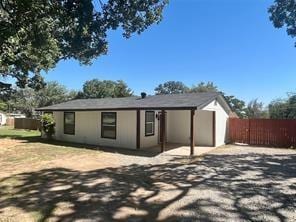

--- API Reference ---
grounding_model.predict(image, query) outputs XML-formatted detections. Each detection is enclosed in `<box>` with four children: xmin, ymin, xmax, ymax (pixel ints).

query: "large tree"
<box><xmin>0</xmin><ymin>0</ymin><xmax>168</xmax><ymax>95</ymax></box>
<box><xmin>245</xmin><ymin>99</ymin><xmax>268</xmax><ymax>119</ymax></box>
<box><xmin>223</xmin><ymin>95</ymin><xmax>246</xmax><ymax>118</ymax></box>
<box><xmin>8</xmin><ymin>81</ymin><xmax>75</xmax><ymax>117</ymax></box>
<box><xmin>269</xmin><ymin>0</ymin><xmax>296</xmax><ymax>46</ymax></box>
<box><xmin>190</xmin><ymin>81</ymin><xmax>218</xmax><ymax>93</ymax></box>
<box><xmin>79</xmin><ymin>79</ymin><xmax>133</xmax><ymax>99</ymax></box>
<box><xmin>269</xmin><ymin>93</ymin><xmax>296</xmax><ymax>119</ymax></box>
<box><xmin>154</xmin><ymin>81</ymin><xmax>189</xmax><ymax>94</ymax></box>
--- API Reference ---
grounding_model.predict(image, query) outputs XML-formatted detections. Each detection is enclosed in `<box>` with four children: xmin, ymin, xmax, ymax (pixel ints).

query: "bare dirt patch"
<box><xmin>0</xmin><ymin>138</ymin><xmax>25</xmax><ymax>149</ymax></box>
<box><xmin>0</xmin><ymin>141</ymin><xmax>295</xmax><ymax>222</ymax></box>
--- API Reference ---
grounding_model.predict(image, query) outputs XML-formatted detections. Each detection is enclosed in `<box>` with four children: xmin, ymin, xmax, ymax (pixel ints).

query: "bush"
<box><xmin>41</xmin><ymin>114</ymin><xmax>55</xmax><ymax>139</ymax></box>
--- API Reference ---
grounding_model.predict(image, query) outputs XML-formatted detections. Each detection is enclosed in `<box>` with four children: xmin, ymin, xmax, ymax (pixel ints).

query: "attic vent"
<box><xmin>141</xmin><ymin>92</ymin><xmax>147</xmax><ymax>99</ymax></box>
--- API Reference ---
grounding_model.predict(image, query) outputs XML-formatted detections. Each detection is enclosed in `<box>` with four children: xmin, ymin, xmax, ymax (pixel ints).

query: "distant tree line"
<box><xmin>0</xmin><ymin>79</ymin><xmax>295</xmax><ymax>119</ymax></box>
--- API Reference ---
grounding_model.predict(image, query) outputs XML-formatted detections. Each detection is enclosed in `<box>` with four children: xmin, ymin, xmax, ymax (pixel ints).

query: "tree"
<box><xmin>154</xmin><ymin>81</ymin><xmax>189</xmax><ymax>94</ymax></box>
<box><xmin>0</xmin><ymin>0</ymin><xmax>168</xmax><ymax>95</ymax></box>
<box><xmin>9</xmin><ymin>88</ymin><xmax>38</xmax><ymax>117</ymax></box>
<box><xmin>223</xmin><ymin>95</ymin><xmax>247</xmax><ymax>118</ymax></box>
<box><xmin>190</xmin><ymin>82</ymin><xmax>218</xmax><ymax>93</ymax></box>
<box><xmin>0</xmin><ymin>100</ymin><xmax>7</xmax><ymax>112</ymax></box>
<box><xmin>245</xmin><ymin>99</ymin><xmax>268</xmax><ymax>119</ymax></box>
<box><xmin>36</xmin><ymin>81</ymin><xmax>73</xmax><ymax>107</ymax></box>
<box><xmin>79</xmin><ymin>79</ymin><xmax>133</xmax><ymax>99</ymax></box>
<box><xmin>269</xmin><ymin>93</ymin><xmax>296</xmax><ymax>119</ymax></box>
<box><xmin>269</xmin><ymin>0</ymin><xmax>296</xmax><ymax>47</ymax></box>
<box><xmin>9</xmin><ymin>81</ymin><xmax>76</xmax><ymax>117</ymax></box>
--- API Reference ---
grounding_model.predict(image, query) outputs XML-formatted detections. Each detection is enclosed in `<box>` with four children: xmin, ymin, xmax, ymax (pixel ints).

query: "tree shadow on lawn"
<box><xmin>0</xmin><ymin>132</ymin><xmax>159</xmax><ymax>157</ymax></box>
<box><xmin>0</xmin><ymin>152</ymin><xmax>295</xmax><ymax>222</ymax></box>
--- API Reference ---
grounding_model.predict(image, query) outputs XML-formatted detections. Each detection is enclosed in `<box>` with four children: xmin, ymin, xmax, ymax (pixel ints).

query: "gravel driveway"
<box><xmin>1</xmin><ymin>144</ymin><xmax>295</xmax><ymax>222</ymax></box>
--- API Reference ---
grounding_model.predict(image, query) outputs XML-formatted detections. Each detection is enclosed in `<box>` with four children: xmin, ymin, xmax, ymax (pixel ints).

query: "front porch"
<box><xmin>137</xmin><ymin>108</ymin><xmax>216</xmax><ymax>156</ymax></box>
<box><xmin>143</xmin><ymin>143</ymin><xmax>217</xmax><ymax>157</ymax></box>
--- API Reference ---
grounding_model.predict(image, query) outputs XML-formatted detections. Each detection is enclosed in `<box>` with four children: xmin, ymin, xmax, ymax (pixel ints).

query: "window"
<box><xmin>145</xmin><ymin>111</ymin><xmax>155</xmax><ymax>136</ymax></box>
<box><xmin>101</xmin><ymin>112</ymin><xmax>116</xmax><ymax>139</ymax></box>
<box><xmin>64</xmin><ymin>112</ymin><xmax>75</xmax><ymax>135</ymax></box>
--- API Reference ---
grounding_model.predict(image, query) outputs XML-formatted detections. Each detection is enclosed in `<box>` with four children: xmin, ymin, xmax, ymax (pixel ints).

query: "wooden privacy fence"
<box><xmin>229</xmin><ymin>118</ymin><xmax>296</xmax><ymax>148</ymax></box>
<box><xmin>14</xmin><ymin>118</ymin><xmax>40</xmax><ymax>130</ymax></box>
<box><xmin>6</xmin><ymin>117</ymin><xmax>14</xmax><ymax>126</ymax></box>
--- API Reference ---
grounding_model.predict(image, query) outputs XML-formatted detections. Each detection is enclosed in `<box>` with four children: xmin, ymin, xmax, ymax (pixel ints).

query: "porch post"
<box><xmin>136</xmin><ymin>109</ymin><xmax>140</xmax><ymax>149</ymax></box>
<box><xmin>190</xmin><ymin>109</ymin><xmax>195</xmax><ymax>156</ymax></box>
<box><xmin>212</xmin><ymin>111</ymin><xmax>216</xmax><ymax>147</ymax></box>
<box><xmin>161</xmin><ymin>109</ymin><xmax>166</xmax><ymax>152</ymax></box>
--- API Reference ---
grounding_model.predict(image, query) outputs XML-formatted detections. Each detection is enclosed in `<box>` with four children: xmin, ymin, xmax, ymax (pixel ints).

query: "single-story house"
<box><xmin>36</xmin><ymin>92</ymin><xmax>232</xmax><ymax>155</ymax></box>
<box><xmin>0</xmin><ymin>112</ymin><xmax>7</xmax><ymax>126</ymax></box>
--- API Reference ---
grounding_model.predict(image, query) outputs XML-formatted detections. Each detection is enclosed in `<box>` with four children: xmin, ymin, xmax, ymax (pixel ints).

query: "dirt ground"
<box><xmin>0</xmin><ymin>138</ymin><xmax>296</xmax><ymax>222</ymax></box>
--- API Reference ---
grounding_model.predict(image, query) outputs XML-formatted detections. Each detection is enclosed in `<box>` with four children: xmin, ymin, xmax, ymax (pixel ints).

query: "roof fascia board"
<box><xmin>36</xmin><ymin>106</ymin><xmax>198</xmax><ymax>112</ymax></box>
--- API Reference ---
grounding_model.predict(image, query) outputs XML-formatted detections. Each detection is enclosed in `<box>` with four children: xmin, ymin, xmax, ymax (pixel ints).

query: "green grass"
<box><xmin>0</xmin><ymin>126</ymin><xmax>41</xmax><ymax>139</ymax></box>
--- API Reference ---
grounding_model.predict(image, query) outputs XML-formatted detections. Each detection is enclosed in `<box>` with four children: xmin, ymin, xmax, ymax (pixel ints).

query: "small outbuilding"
<box><xmin>0</xmin><ymin>112</ymin><xmax>7</xmax><ymax>126</ymax></box>
<box><xmin>36</xmin><ymin>92</ymin><xmax>232</xmax><ymax>155</ymax></box>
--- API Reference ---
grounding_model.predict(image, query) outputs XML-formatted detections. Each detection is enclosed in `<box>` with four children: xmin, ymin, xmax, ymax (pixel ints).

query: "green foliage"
<box><xmin>269</xmin><ymin>0</ymin><xmax>296</xmax><ymax>46</ymax></box>
<box><xmin>41</xmin><ymin>114</ymin><xmax>55</xmax><ymax>139</ymax></box>
<box><xmin>223</xmin><ymin>95</ymin><xmax>247</xmax><ymax>118</ymax></box>
<box><xmin>190</xmin><ymin>81</ymin><xmax>218</xmax><ymax>93</ymax></box>
<box><xmin>0</xmin><ymin>100</ymin><xmax>8</xmax><ymax>112</ymax></box>
<box><xmin>79</xmin><ymin>79</ymin><xmax>133</xmax><ymax>99</ymax></box>
<box><xmin>245</xmin><ymin>99</ymin><xmax>268</xmax><ymax>119</ymax></box>
<box><xmin>9</xmin><ymin>81</ymin><xmax>76</xmax><ymax>117</ymax></box>
<box><xmin>155</xmin><ymin>81</ymin><xmax>189</xmax><ymax>94</ymax></box>
<box><xmin>35</xmin><ymin>81</ymin><xmax>73</xmax><ymax>107</ymax></box>
<box><xmin>0</xmin><ymin>0</ymin><xmax>168</xmax><ymax>93</ymax></box>
<box><xmin>9</xmin><ymin>88</ymin><xmax>37</xmax><ymax>117</ymax></box>
<box><xmin>269</xmin><ymin>93</ymin><xmax>296</xmax><ymax>119</ymax></box>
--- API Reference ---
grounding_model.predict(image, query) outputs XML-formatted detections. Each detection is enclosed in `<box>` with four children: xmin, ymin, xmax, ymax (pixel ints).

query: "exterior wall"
<box><xmin>53</xmin><ymin>111</ymin><xmax>137</xmax><ymax>149</ymax></box>
<box><xmin>0</xmin><ymin>113</ymin><xmax>7</xmax><ymax>125</ymax></box>
<box><xmin>49</xmin><ymin>99</ymin><xmax>229</xmax><ymax>149</ymax></box>
<box><xmin>140</xmin><ymin>110</ymin><xmax>160</xmax><ymax>148</ymax></box>
<box><xmin>167</xmin><ymin>110</ymin><xmax>214</xmax><ymax>146</ymax></box>
<box><xmin>203</xmin><ymin>100</ymin><xmax>229</xmax><ymax>146</ymax></box>
<box><xmin>167</xmin><ymin>110</ymin><xmax>189</xmax><ymax>144</ymax></box>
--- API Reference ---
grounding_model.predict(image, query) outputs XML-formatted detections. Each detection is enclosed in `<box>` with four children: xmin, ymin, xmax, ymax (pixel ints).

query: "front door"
<box><xmin>158</xmin><ymin>112</ymin><xmax>167</xmax><ymax>144</ymax></box>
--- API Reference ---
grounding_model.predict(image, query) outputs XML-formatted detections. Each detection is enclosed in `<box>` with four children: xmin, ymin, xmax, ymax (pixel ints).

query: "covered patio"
<box><xmin>142</xmin><ymin>143</ymin><xmax>217</xmax><ymax>157</ymax></box>
<box><xmin>136</xmin><ymin>108</ymin><xmax>217</xmax><ymax>156</ymax></box>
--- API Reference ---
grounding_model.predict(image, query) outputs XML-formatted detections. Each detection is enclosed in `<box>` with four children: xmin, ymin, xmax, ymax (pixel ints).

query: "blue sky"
<box><xmin>45</xmin><ymin>0</ymin><xmax>296</xmax><ymax>105</ymax></box>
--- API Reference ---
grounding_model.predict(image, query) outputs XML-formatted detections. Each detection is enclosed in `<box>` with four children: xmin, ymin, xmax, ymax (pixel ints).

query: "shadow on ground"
<box><xmin>0</xmin><ymin>131</ymin><xmax>160</xmax><ymax>157</ymax></box>
<box><xmin>0</xmin><ymin>151</ymin><xmax>295</xmax><ymax>221</ymax></box>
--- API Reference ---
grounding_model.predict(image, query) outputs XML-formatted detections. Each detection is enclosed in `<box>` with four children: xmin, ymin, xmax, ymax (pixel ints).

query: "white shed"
<box><xmin>0</xmin><ymin>112</ymin><xmax>7</xmax><ymax>126</ymax></box>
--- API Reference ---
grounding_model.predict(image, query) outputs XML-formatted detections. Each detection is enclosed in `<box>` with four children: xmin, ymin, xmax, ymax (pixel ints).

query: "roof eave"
<box><xmin>35</xmin><ymin>106</ymin><xmax>198</xmax><ymax>112</ymax></box>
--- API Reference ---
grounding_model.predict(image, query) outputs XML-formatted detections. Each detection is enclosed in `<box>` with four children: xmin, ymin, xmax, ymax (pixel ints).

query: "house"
<box><xmin>0</xmin><ymin>112</ymin><xmax>7</xmax><ymax>126</ymax></box>
<box><xmin>36</xmin><ymin>92</ymin><xmax>232</xmax><ymax>155</ymax></box>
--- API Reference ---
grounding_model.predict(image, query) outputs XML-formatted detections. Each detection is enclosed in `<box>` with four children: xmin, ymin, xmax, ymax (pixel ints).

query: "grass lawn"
<box><xmin>0</xmin><ymin>126</ymin><xmax>102</xmax><ymax>169</ymax></box>
<box><xmin>0</xmin><ymin>126</ymin><xmax>41</xmax><ymax>139</ymax></box>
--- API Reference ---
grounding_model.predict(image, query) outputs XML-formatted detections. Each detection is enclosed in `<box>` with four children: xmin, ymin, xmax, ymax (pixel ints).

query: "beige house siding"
<box><xmin>53</xmin><ymin>111</ymin><xmax>137</xmax><ymax>149</ymax></box>
<box><xmin>140</xmin><ymin>110</ymin><xmax>160</xmax><ymax>148</ymax></box>
<box><xmin>203</xmin><ymin>100</ymin><xmax>229</xmax><ymax>146</ymax></box>
<box><xmin>166</xmin><ymin>110</ymin><xmax>214</xmax><ymax>146</ymax></box>
<box><xmin>50</xmin><ymin>98</ymin><xmax>229</xmax><ymax>149</ymax></box>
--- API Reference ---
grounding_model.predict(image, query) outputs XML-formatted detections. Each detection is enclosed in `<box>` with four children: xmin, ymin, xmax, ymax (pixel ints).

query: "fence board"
<box><xmin>229</xmin><ymin>118</ymin><xmax>296</xmax><ymax>148</ymax></box>
<box><xmin>14</xmin><ymin>118</ymin><xmax>40</xmax><ymax>130</ymax></box>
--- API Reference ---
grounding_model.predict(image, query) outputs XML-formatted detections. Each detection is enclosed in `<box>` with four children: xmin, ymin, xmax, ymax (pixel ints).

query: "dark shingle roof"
<box><xmin>36</xmin><ymin>92</ymin><xmax>225</xmax><ymax>111</ymax></box>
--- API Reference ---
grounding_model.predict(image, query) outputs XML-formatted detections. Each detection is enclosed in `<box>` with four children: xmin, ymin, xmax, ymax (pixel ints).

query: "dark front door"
<box><xmin>158</xmin><ymin>112</ymin><xmax>167</xmax><ymax>144</ymax></box>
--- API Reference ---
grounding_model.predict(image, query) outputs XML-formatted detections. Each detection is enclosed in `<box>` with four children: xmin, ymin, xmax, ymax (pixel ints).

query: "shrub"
<box><xmin>41</xmin><ymin>114</ymin><xmax>55</xmax><ymax>139</ymax></box>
